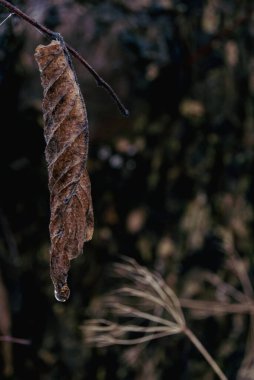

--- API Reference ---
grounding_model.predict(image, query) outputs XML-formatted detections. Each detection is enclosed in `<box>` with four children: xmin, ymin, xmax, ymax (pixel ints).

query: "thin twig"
<box><xmin>226</xmin><ymin>250</ymin><xmax>254</xmax><ymax>379</ymax></box>
<box><xmin>107</xmin><ymin>301</ymin><xmax>179</xmax><ymax>328</ymax></box>
<box><xmin>180</xmin><ymin>298</ymin><xmax>254</xmax><ymax>315</ymax></box>
<box><xmin>86</xmin><ymin>329</ymin><xmax>181</xmax><ymax>347</ymax></box>
<box><xmin>65</xmin><ymin>45</ymin><xmax>129</xmax><ymax>116</ymax></box>
<box><xmin>0</xmin><ymin>336</ymin><xmax>31</xmax><ymax>345</ymax></box>
<box><xmin>85</xmin><ymin>321</ymin><xmax>175</xmax><ymax>334</ymax></box>
<box><xmin>0</xmin><ymin>11</ymin><xmax>12</xmax><ymax>27</ymax></box>
<box><xmin>114</xmin><ymin>286</ymin><xmax>184</xmax><ymax>325</ymax></box>
<box><xmin>228</xmin><ymin>252</ymin><xmax>254</xmax><ymax>299</ymax></box>
<box><xmin>114</xmin><ymin>260</ymin><xmax>185</xmax><ymax>324</ymax></box>
<box><xmin>204</xmin><ymin>272</ymin><xmax>247</xmax><ymax>303</ymax></box>
<box><xmin>184</xmin><ymin>327</ymin><xmax>227</xmax><ymax>380</ymax></box>
<box><xmin>222</xmin><ymin>244</ymin><xmax>254</xmax><ymax>379</ymax></box>
<box><xmin>0</xmin><ymin>0</ymin><xmax>129</xmax><ymax>116</ymax></box>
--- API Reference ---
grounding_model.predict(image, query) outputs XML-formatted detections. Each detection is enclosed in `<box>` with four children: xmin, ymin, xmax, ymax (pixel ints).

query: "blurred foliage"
<box><xmin>0</xmin><ymin>0</ymin><xmax>254</xmax><ymax>379</ymax></box>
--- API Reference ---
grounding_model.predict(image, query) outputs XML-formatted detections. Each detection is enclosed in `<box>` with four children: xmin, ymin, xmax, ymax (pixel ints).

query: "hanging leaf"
<box><xmin>34</xmin><ymin>40</ymin><xmax>94</xmax><ymax>302</ymax></box>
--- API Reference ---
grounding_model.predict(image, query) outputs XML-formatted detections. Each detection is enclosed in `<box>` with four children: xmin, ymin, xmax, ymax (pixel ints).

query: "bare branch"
<box><xmin>0</xmin><ymin>0</ymin><xmax>129</xmax><ymax>116</ymax></box>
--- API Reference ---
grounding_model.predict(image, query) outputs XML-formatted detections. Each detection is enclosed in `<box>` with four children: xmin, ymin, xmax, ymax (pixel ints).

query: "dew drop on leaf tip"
<box><xmin>54</xmin><ymin>287</ymin><xmax>70</xmax><ymax>302</ymax></box>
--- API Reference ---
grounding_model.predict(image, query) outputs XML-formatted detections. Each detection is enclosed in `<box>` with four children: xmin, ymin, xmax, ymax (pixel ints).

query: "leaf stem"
<box><xmin>0</xmin><ymin>0</ymin><xmax>129</xmax><ymax>116</ymax></box>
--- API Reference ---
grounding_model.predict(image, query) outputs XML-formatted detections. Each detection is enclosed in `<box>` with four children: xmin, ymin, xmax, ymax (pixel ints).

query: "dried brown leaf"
<box><xmin>34</xmin><ymin>40</ymin><xmax>94</xmax><ymax>302</ymax></box>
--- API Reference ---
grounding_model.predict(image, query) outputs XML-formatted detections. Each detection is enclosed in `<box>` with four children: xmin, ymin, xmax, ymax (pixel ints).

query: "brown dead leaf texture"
<box><xmin>34</xmin><ymin>40</ymin><xmax>94</xmax><ymax>302</ymax></box>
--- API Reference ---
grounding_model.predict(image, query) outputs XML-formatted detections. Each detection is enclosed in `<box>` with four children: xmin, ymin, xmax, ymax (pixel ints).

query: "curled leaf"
<box><xmin>35</xmin><ymin>40</ymin><xmax>94</xmax><ymax>302</ymax></box>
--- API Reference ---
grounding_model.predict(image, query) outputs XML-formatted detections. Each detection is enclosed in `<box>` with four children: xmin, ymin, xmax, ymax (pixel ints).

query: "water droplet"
<box><xmin>54</xmin><ymin>285</ymin><xmax>70</xmax><ymax>302</ymax></box>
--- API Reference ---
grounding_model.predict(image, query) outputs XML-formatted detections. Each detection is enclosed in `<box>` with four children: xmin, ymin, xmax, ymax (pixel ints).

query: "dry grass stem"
<box><xmin>223</xmin><ymin>247</ymin><xmax>254</xmax><ymax>379</ymax></box>
<box><xmin>184</xmin><ymin>327</ymin><xmax>227</xmax><ymax>380</ymax></box>
<box><xmin>0</xmin><ymin>336</ymin><xmax>31</xmax><ymax>345</ymax></box>
<box><xmin>204</xmin><ymin>272</ymin><xmax>247</xmax><ymax>303</ymax></box>
<box><xmin>180</xmin><ymin>298</ymin><xmax>254</xmax><ymax>316</ymax></box>
<box><xmin>226</xmin><ymin>253</ymin><xmax>253</xmax><ymax>299</ymax></box>
<box><xmin>82</xmin><ymin>258</ymin><xmax>227</xmax><ymax>380</ymax></box>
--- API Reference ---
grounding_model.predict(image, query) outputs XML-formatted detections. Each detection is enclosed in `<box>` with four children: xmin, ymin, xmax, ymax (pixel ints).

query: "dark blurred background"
<box><xmin>0</xmin><ymin>0</ymin><xmax>254</xmax><ymax>379</ymax></box>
